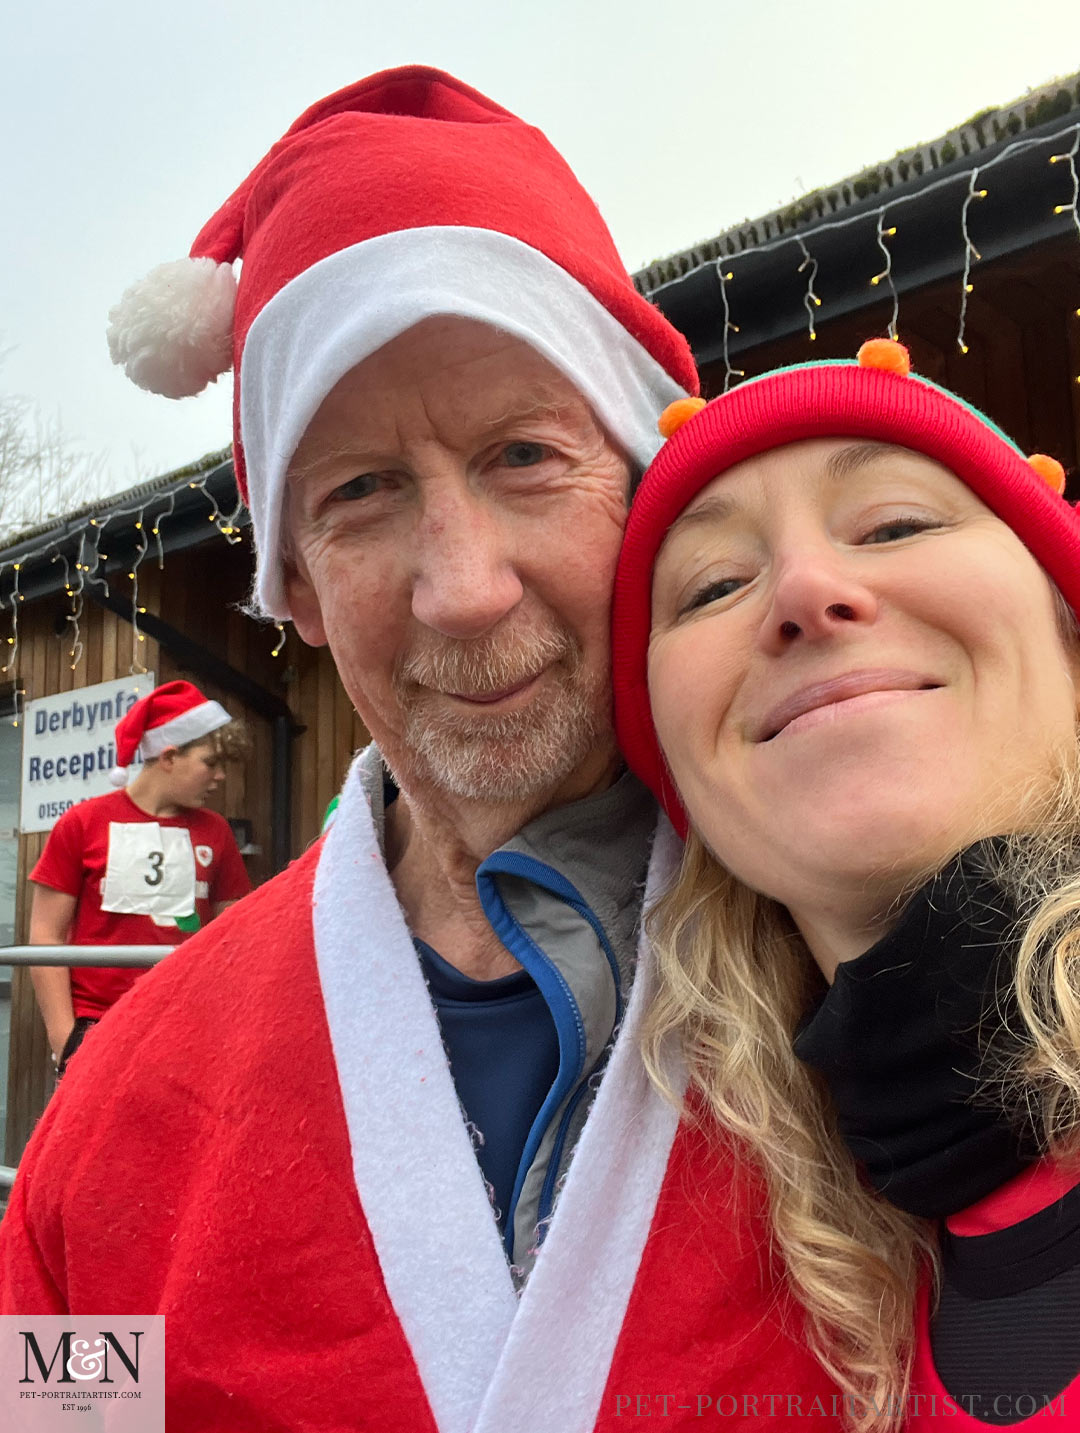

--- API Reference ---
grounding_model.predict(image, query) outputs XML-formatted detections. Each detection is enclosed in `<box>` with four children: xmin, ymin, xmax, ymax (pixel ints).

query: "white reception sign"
<box><xmin>20</xmin><ymin>674</ymin><xmax>156</xmax><ymax>834</ymax></box>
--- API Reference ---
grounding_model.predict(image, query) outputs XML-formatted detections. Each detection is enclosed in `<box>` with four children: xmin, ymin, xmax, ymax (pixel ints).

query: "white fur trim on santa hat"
<box><xmin>137</xmin><ymin>698</ymin><xmax>231</xmax><ymax>761</ymax></box>
<box><xmin>240</xmin><ymin>227</ymin><xmax>689</xmax><ymax>619</ymax></box>
<box><xmin>107</xmin><ymin>257</ymin><xmax>237</xmax><ymax>399</ymax></box>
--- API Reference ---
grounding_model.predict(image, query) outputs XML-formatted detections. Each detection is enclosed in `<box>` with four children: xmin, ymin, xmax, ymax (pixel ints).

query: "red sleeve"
<box><xmin>28</xmin><ymin>803</ymin><xmax>90</xmax><ymax>898</ymax></box>
<box><xmin>0</xmin><ymin>1106</ymin><xmax>69</xmax><ymax>1314</ymax></box>
<box><xmin>209</xmin><ymin>815</ymin><xmax>252</xmax><ymax>902</ymax></box>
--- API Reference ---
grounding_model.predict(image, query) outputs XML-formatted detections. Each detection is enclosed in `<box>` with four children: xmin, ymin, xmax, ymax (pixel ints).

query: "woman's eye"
<box><xmin>861</xmin><ymin>517</ymin><xmax>937</xmax><ymax>544</ymax></box>
<box><xmin>331</xmin><ymin>473</ymin><xmax>382</xmax><ymax>502</ymax></box>
<box><xmin>681</xmin><ymin>577</ymin><xmax>745</xmax><ymax>615</ymax></box>
<box><xmin>502</xmin><ymin>442</ymin><xmax>550</xmax><ymax>468</ymax></box>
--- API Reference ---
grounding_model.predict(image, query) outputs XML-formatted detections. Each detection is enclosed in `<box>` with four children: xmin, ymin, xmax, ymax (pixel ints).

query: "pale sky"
<box><xmin>4</xmin><ymin>0</ymin><xmax>1080</xmax><ymax>506</ymax></box>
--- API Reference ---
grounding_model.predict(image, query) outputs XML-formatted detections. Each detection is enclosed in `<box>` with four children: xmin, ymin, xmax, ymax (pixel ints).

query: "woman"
<box><xmin>611</xmin><ymin>340</ymin><xmax>1080</xmax><ymax>1430</ymax></box>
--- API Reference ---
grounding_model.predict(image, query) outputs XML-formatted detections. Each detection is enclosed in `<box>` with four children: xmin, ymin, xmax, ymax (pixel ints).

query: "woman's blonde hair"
<box><xmin>641</xmin><ymin>744</ymin><xmax>1080</xmax><ymax>1431</ymax></box>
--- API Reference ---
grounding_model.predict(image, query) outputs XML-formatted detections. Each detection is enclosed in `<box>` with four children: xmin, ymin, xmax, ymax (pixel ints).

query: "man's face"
<box><xmin>283</xmin><ymin>317</ymin><xmax>631</xmax><ymax>808</ymax></box>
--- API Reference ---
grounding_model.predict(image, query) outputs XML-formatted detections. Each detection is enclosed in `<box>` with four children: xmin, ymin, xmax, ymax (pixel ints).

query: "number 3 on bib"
<box><xmin>101</xmin><ymin>823</ymin><xmax>198</xmax><ymax>918</ymax></box>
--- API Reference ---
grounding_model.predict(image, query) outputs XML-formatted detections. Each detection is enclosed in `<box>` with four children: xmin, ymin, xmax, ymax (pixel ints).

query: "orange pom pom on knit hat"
<box><xmin>856</xmin><ymin>337</ymin><xmax>912</xmax><ymax>375</ymax></box>
<box><xmin>612</xmin><ymin>340</ymin><xmax>1080</xmax><ymax>837</ymax></box>
<box><xmin>658</xmin><ymin>397</ymin><xmax>708</xmax><ymax>439</ymax></box>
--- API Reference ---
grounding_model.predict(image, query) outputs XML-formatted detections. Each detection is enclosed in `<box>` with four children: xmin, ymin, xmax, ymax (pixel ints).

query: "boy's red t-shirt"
<box><xmin>30</xmin><ymin>789</ymin><xmax>252</xmax><ymax>1017</ymax></box>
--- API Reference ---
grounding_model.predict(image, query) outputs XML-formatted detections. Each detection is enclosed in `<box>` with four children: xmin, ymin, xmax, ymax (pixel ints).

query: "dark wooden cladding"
<box><xmin>4</xmin><ymin>532</ymin><xmax>369</xmax><ymax>1162</ymax></box>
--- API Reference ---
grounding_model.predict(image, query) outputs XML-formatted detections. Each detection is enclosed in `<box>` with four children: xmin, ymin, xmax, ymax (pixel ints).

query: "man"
<box><xmin>0</xmin><ymin>69</ymin><xmax>841</xmax><ymax>1429</ymax></box>
<box><xmin>27</xmin><ymin>680</ymin><xmax>250</xmax><ymax>1074</ymax></box>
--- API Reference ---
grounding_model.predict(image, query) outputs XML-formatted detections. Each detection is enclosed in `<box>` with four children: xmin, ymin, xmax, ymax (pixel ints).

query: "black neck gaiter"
<box><xmin>792</xmin><ymin>843</ymin><xmax>1043</xmax><ymax>1219</ymax></box>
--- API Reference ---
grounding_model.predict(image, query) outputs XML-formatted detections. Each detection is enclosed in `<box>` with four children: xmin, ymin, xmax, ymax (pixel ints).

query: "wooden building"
<box><xmin>0</xmin><ymin>456</ymin><xmax>368</xmax><ymax>1163</ymax></box>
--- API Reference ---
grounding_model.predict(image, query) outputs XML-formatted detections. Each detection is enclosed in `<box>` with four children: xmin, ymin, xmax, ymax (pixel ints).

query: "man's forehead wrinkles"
<box><xmin>484</xmin><ymin>386</ymin><xmax>575</xmax><ymax>424</ymax></box>
<box><xmin>287</xmin><ymin>438</ymin><xmax>368</xmax><ymax>485</ymax></box>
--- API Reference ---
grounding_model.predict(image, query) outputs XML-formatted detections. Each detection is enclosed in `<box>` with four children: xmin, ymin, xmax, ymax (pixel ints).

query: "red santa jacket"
<box><xmin>0</xmin><ymin>767</ymin><xmax>841</xmax><ymax>1431</ymax></box>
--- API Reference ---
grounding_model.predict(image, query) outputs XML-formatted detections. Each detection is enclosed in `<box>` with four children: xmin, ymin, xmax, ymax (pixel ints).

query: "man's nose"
<box><xmin>410</xmin><ymin>488</ymin><xmax>524</xmax><ymax>638</ymax></box>
<box><xmin>758</xmin><ymin>547</ymin><xmax>878</xmax><ymax>654</ymax></box>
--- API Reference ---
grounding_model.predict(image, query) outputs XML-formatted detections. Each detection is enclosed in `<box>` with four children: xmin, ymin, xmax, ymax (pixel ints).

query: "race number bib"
<box><xmin>100</xmin><ymin>823</ymin><xmax>197</xmax><ymax>918</ymax></box>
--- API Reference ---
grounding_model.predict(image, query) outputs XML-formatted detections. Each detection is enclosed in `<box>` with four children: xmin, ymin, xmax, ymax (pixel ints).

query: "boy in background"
<box><xmin>28</xmin><ymin>680</ymin><xmax>251</xmax><ymax>1074</ymax></box>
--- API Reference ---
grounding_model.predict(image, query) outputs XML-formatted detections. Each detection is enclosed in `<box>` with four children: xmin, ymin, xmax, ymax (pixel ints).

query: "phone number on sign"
<box><xmin>37</xmin><ymin>800</ymin><xmax>74</xmax><ymax>821</ymax></box>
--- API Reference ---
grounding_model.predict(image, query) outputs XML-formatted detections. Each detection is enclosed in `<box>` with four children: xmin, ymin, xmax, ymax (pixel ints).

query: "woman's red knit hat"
<box><xmin>612</xmin><ymin>340</ymin><xmax>1080</xmax><ymax>838</ymax></box>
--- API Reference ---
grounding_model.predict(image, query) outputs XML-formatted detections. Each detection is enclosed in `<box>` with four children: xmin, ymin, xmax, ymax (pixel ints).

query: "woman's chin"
<box><xmin>714</xmin><ymin>786</ymin><xmax>983</xmax><ymax>908</ymax></box>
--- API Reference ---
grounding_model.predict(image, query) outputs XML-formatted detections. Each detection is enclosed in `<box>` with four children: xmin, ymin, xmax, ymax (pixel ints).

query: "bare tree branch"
<box><xmin>0</xmin><ymin>357</ymin><xmax>104</xmax><ymax>545</ymax></box>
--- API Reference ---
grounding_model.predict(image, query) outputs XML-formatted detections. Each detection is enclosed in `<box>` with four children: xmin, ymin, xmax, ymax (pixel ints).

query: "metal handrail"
<box><xmin>0</xmin><ymin>947</ymin><xmax>176</xmax><ymax>1195</ymax></box>
<box><xmin>0</xmin><ymin>946</ymin><xmax>173</xmax><ymax>967</ymax></box>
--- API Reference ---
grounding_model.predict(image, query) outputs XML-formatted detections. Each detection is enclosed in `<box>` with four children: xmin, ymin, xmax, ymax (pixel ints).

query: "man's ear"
<box><xmin>282</xmin><ymin>556</ymin><xmax>329</xmax><ymax>648</ymax></box>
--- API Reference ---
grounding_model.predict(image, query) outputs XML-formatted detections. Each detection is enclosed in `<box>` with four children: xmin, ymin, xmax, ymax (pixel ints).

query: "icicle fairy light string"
<box><xmin>715</xmin><ymin>267</ymin><xmax>746</xmax><ymax>393</ymax></box>
<box><xmin>190</xmin><ymin>472</ymin><xmax>243</xmax><ymax>544</ymax></box>
<box><xmin>0</xmin><ymin>461</ymin><xmax>276</xmax><ymax>688</ymax></box>
<box><xmin>52</xmin><ymin>550</ymin><xmax>84</xmax><ymax>670</ymax></box>
<box><xmin>1047</xmin><ymin>134</ymin><xmax>1080</xmax><ymax>388</ymax></box>
<box><xmin>956</xmin><ymin>168</ymin><xmax>988</xmax><ymax>355</ymax></box>
<box><xmin>2</xmin><ymin>562</ymin><xmax>23</xmax><ymax>692</ymax></box>
<box><xmin>869</xmin><ymin>212</ymin><xmax>900</xmax><ymax>339</ymax></box>
<box><xmin>219</xmin><ymin>492</ymin><xmax>246</xmax><ymax>544</ymax></box>
<box><xmin>85</xmin><ymin>517</ymin><xmax>109</xmax><ymax>598</ymax></box>
<box><xmin>1051</xmin><ymin>131</ymin><xmax>1080</xmax><ymax>243</ymax></box>
<box><xmin>151</xmin><ymin>492</ymin><xmax>175</xmax><ymax>568</ymax></box>
<box><xmin>796</xmin><ymin>238</ymin><xmax>822</xmax><ymax>341</ymax></box>
<box><xmin>646</xmin><ymin>120</ymin><xmax>1080</xmax><ymax>362</ymax></box>
<box><xmin>127</xmin><ymin>510</ymin><xmax>150</xmax><ymax>675</ymax></box>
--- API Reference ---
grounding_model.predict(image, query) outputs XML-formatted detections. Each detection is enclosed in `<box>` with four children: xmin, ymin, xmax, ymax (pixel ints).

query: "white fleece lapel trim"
<box><xmin>473</xmin><ymin>816</ymin><xmax>687</xmax><ymax>1433</ymax></box>
<box><xmin>315</xmin><ymin>762</ymin><xmax>687</xmax><ymax>1433</ymax></box>
<box><xmin>313</xmin><ymin>761</ymin><xmax>517</xmax><ymax>1433</ymax></box>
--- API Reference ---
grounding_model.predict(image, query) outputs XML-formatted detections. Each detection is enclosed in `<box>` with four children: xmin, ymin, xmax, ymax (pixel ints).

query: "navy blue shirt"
<box><xmin>415</xmin><ymin>938</ymin><xmax>560</xmax><ymax>1234</ymax></box>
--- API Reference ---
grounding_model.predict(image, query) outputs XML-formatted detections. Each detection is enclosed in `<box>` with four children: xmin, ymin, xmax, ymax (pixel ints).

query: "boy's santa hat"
<box><xmin>110</xmin><ymin>681</ymin><xmax>231</xmax><ymax>786</ymax></box>
<box><xmin>106</xmin><ymin>65</ymin><xmax>698</xmax><ymax>619</ymax></box>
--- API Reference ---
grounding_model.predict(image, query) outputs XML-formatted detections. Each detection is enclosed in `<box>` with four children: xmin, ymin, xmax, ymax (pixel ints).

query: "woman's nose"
<box><xmin>759</xmin><ymin>549</ymin><xmax>878</xmax><ymax>654</ymax></box>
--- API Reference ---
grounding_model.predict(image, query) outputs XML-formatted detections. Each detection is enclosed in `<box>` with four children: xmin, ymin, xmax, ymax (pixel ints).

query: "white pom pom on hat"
<box><xmin>108</xmin><ymin>765</ymin><xmax>129</xmax><ymax>788</ymax></box>
<box><xmin>106</xmin><ymin>257</ymin><xmax>237</xmax><ymax>399</ymax></box>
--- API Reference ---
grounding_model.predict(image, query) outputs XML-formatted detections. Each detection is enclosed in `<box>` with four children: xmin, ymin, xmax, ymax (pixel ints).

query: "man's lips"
<box><xmin>441</xmin><ymin>672</ymin><xmax>543</xmax><ymax>705</ymax></box>
<box><xmin>754</xmin><ymin>669</ymin><xmax>942</xmax><ymax>742</ymax></box>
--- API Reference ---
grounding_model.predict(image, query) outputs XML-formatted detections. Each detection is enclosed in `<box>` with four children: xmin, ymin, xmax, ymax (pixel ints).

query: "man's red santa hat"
<box><xmin>105</xmin><ymin>65</ymin><xmax>699</xmax><ymax>619</ymax></box>
<box><xmin>110</xmin><ymin>680</ymin><xmax>231</xmax><ymax>785</ymax></box>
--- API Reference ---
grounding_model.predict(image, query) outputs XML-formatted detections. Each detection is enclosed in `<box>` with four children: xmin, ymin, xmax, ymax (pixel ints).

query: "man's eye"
<box><xmin>681</xmin><ymin>577</ymin><xmax>745</xmax><ymax>615</ymax></box>
<box><xmin>502</xmin><ymin>442</ymin><xmax>550</xmax><ymax>468</ymax></box>
<box><xmin>331</xmin><ymin>473</ymin><xmax>381</xmax><ymax>502</ymax></box>
<box><xmin>861</xmin><ymin>517</ymin><xmax>937</xmax><ymax>544</ymax></box>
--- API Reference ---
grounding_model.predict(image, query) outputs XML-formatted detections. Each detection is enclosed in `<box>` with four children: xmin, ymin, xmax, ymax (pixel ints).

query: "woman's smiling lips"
<box><xmin>754</xmin><ymin>669</ymin><xmax>943</xmax><ymax>742</ymax></box>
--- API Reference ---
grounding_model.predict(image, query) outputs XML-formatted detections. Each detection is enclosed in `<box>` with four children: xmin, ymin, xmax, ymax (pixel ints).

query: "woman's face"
<box><xmin>648</xmin><ymin>438</ymin><xmax>1080</xmax><ymax>922</ymax></box>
